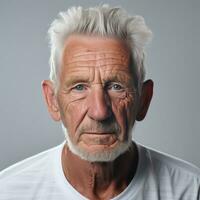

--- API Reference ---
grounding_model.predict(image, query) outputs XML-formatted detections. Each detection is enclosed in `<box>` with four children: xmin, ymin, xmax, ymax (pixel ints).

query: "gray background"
<box><xmin>0</xmin><ymin>0</ymin><xmax>199</xmax><ymax>170</ymax></box>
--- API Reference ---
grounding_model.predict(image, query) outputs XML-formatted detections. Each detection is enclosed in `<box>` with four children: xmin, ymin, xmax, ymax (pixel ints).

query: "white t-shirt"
<box><xmin>0</xmin><ymin>141</ymin><xmax>200</xmax><ymax>200</ymax></box>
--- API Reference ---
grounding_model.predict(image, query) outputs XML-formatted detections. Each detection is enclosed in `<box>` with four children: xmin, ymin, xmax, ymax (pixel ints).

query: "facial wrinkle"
<box><xmin>60</xmin><ymin>66</ymin><xmax>134</xmax><ymax>95</ymax></box>
<box><xmin>65</xmin><ymin>101</ymin><xmax>89</xmax><ymax>140</ymax></box>
<box><xmin>65</xmin><ymin>48</ymin><xmax>129</xmax><ymax>59</ymax></box>
<box><xmin>119</xmin><ymin>91</ymin><xmax>135</xmax><ymax>129</ymax></box>
<box><xmin>118</xmin><ymin>91</ymin><xmax>135</xmax><ymax>110</ymax></box>
<box><xmin>64</xmin><ymin>60</ymin><xmax>129</xmax><ymax>70</ymax></box>
<box><xmin>72</xmin><ymin>51</ymin><xmax>127</xmax><ymax>60</ymax></box>
<box><xmin>60</xmin><ymin>78</ymin><xmax>134</xmax><ymax>117</ymax></box>
<box><xmin>64</xmin><ymin>96</ymin><xmax>87</xmax><ymax>116</ymax></box>
<box><xmin>61</xmin><ymin>35</ymin><xmax>135</xmax><ymax>148</ymax></box>
<box><xmin>77</xmin><ymin>116</ymin><xmax>120</xmax><ymax>137</ymax></box>
<box><xmin>57</xmin><ymin>89</ymin><xmax>88</xmax><ymax>130</ymax></box>
<box><xmin>71</xmin><ymin>48</ymin><xmax>128</xmax><ymax>55</ymax></box>
<box><xmin>103</xmin><ymin>71</ymin><xmax>133</xmax><ymax>87</ymax></box>
<box><xmin>64</xmin><ymin>53</ymin><xmax>129</xmax><ymax>64</ymax></box>
<box><xmin>59</xmin><ymin>78</ymin><xmax>134</xmax><ymax>117</ymax></box>
<box><xmin>61</xmin><ymin>67</ymin><xmax>89</xmax><ymax>73</ymax></box>
<box><xmin>62</xmin><ymin>50</ymin><xmax>131</xmax><ymax>87</ymax></box>
<box><xmin>64</xmin><ymin>59</ymin><xmax>127</xmax><ymax>68</ymax></box>
<box><xmin>64</xmin><ymin>50</ymin><xmax>129</xmax><ymax>68</ymax></box>
<box><xmin>109</xmin><ymin>90</ymin><xmax>135</xmax><ymax>139</ymax></box>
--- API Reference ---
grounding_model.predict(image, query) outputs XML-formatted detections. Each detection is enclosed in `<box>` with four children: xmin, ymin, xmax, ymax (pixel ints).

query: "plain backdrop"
<box><xmin>0</xmin><ymin>0</ymin><xmax>199</xmax><ymax>170</ymax></box>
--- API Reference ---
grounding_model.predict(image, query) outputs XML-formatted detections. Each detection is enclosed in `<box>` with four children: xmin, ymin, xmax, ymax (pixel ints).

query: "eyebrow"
<box><xmin>103</xmin><ymin>72</ymin><xmax>133</xmax><ymax>85</ymax></box>
<box><xmin>63</xmin><ymin>70</ymin><xmax>134</xmax><ymax>88</ymax></box>
<box><xmin>64</xmin><ymin>75</ymin><xmax>90</xmax><ymax>87</ymax></box>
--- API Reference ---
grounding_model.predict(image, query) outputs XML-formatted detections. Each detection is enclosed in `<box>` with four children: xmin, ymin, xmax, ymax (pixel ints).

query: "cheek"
<box><xmin>112</xmin><ymin>92</ymin><xmax>135</xmax><ymax>131</ymax></box>
<box><xmin>58</xmin><ymin>95</ymin><xmax>88</xmax><ymax>137</ymax></box>
<box><xmin>65</xmin><ymin>103</ymin><xmax>80</xmax><ymax>130</ymax></box>
<box><xmin>121</xmin><ymin>93</ymin><xmax>136</xmax><ymax>126</ymax></box>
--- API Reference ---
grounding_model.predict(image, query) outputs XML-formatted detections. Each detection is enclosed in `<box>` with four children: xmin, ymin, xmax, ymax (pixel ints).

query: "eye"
<box><xmin>107</xmin><ymin>82</ymin><xmax>124</xmax><ymax>92</ymax></box>
<box><xmin>72</xmin><ymin>84</ymin><xmax>87</xmax><ymax>92</ymax></box>
<box><xmin>112</xmin><ymin>84</ymin><xmax>122</xmax><ymax>90</ymax></box>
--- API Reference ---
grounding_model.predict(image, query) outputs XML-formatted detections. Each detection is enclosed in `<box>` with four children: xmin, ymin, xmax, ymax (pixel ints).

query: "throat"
<box><xmin>61</xmin><ymin>142</ymin><xmax>138</xmax><ymax>199</ymax></box>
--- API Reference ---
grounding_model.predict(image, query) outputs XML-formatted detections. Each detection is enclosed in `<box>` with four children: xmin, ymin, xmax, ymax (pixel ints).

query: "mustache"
<box><xmin>77</xmin><ymin>118</ymin><xmax>121</xmax><ymax>135</ymax></box>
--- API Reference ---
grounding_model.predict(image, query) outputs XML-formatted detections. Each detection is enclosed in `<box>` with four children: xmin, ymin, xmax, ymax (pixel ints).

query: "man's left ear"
<box><xmin>136</xmin><ymin>79</ymin><xmax>154</xmax><ymax>121</ymax></box>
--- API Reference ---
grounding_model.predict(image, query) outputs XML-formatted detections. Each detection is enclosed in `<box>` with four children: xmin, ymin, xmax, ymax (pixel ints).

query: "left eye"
<box><xmin>108</xmin><ymin>83</ymin><xmax>124</xmax><ymax>91</ymax></box>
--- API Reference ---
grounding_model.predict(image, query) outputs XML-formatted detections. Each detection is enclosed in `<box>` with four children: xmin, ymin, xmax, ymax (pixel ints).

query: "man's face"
<box><xmin>56</xmin><ymin>35</ymin><xmax>138</xmax><ymax>161</ymax></box>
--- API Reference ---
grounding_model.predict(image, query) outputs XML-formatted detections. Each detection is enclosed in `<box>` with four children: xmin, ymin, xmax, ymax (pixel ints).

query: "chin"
<box><xmin>62</xmin><ymin>124</ymin><xmax>133</xmax><ymax>162</ymax></box>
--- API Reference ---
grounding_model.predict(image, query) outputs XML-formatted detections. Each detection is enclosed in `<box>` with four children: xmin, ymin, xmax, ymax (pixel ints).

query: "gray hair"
<box><xmin>48</xmin><ymin>4</ymin><xmax>152</xmax><ymax>92</ymax></box>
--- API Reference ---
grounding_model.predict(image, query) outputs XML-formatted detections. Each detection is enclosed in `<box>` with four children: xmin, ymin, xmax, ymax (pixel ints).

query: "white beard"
<box><xmin>61</xmin><ymin>123</ymin><xmax>133</xmax><ymax>162</ymax></box>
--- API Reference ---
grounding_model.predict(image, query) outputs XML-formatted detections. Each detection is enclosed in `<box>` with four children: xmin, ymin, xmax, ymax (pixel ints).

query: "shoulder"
<box><xmin>142</xmin><ymin>144</ymin><xmax>200</xmax><ymax>176</ymax></box>
<box><xmin>0</xmin><ymin>142</ymin><xmax>73</xmax><ymax>200</ymax></box>
<box><xmin>0</xmin><ymin>142</ymin><xmax>64</xmax><ymax>189</ymax></box>
<box><xmin>0</xmin><ymin>144</ymin><xmax>59</xmax><ymax>180</ymax></box>
<box><xmin>136</xmin><ymin>144</ymin><xmax>200</xmax><ymax>199</ymax></box>
<box><xmin>137</xmin><ymin>143</ymin><xmax>200</xmax><ymax>186</ymax></box>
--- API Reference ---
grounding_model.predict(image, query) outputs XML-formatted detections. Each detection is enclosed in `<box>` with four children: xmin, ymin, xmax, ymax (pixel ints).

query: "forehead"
<box><xmin>61</xmin><ymin>35</ymin><xmax>131</xmax><ymax>73</ymax></box>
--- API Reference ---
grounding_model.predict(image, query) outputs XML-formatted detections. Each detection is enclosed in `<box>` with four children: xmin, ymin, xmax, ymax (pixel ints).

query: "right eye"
<box><xmin>72</xmin><ymin>84</ymin><xmax>87</xmax><ymax>92</ymax></box>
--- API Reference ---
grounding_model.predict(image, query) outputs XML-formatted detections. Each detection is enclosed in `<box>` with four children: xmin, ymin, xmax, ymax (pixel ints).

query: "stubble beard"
<box><xmin>61</xmin><ymin>123</ymin><xmax>133</xmax><ymax>162</ymax></box>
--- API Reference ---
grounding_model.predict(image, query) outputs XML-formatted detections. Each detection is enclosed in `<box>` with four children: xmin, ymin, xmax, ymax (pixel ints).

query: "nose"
<box><xmin>87</xmin><ymin>86</ymin><xmax>112</xmax><ymax>121</ymax></box>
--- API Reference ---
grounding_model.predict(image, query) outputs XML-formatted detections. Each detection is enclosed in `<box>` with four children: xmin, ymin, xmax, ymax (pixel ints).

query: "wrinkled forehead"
<box><xmin>61</xmin><ymin>35</ymin><xmax>132</xmax><ymax>72</ymax></box>
<box><xmin>63</xmin><ymin>49</ymin><xmax>130</xmax><ymax>70</ymax></box>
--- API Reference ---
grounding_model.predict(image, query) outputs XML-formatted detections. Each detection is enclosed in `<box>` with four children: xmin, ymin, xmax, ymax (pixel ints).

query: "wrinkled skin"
<box><xmin>42</xmin><ymin>35</ymin><xmax>153</xmax><ymax>200</ymax></box>
<box><xmin>58</xmin><ymin>36</ymin><xmax>137</xmax><ymax>155</ymax></box>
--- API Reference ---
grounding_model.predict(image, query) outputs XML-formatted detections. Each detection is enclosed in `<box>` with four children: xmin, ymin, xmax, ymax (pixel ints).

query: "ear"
<box><xmin>41</xmin><ymin>80</ymin><xmax>61</xmax><ymax>121</ymax></box>
<box><xmin>136</xmin><ymin>79</ymin><xmax>154</xmax><ymax>121</ymax></box>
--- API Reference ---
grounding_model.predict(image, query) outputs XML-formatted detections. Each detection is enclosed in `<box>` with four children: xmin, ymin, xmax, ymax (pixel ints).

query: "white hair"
<box><xmin>48</xmin><ymin>4</ymin><xmax>152</xmax><ymax>92</ymax></box>
<box><xmin>61</xmin><ymin>123</ymin><xmax>133</xmax><ymax>162</ymax></box>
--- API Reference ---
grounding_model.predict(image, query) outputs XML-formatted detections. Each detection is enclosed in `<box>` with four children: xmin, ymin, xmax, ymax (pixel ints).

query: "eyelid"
<box><xmin>105</xmin><ymin>81</ymin><xmax>124</xmax><ymax>88</ymax></box>
<box><xmin>64</xmin><ymin>79</ymin><xmax>90</xmax><ymax>88</ymax></box>
<box><xmin>71</xmin><ymin>82</ymin><xmax>89</xmax><ymax>87</ymax></box>
<box><xmin>70</xmin><ymin>82</ymin><xmax>89</xmax><ymax>91</ymax></box>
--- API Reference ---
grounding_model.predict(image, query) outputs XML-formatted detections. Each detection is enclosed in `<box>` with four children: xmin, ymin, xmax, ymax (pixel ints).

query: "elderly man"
<box><xmin>0</xmin><ymin>5</ymin><xmax>200</xmax><ymax>200</ymax></box>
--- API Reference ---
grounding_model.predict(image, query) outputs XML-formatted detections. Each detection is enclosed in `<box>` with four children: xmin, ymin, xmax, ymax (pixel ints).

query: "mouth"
<box><xmin>83</xmin><ymin>132</ymin><xmax>114</xmax><ymax>135</ymax></box>
<box><xmin>80</xmin><ymin>132</ymin><xmax>118</xmax><ymax>146</ymax></box>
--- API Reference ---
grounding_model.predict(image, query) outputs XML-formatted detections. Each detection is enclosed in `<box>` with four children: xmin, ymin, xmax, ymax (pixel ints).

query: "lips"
<box><xmin>80</xmin><ymin>132</ymin><xmax>117</xmax><ymax>145</ymax></box>
<box><xmin>83</xmin><ymin>132</ymin><xmax>114</xmax><ymax>135</ymax></box>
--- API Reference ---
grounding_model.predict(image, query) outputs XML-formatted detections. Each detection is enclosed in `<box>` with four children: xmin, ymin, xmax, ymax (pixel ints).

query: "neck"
<box><xmin>61</xmin><ymin>142</ymin><xmax>138</xmax><ymax>200</ymax></box>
